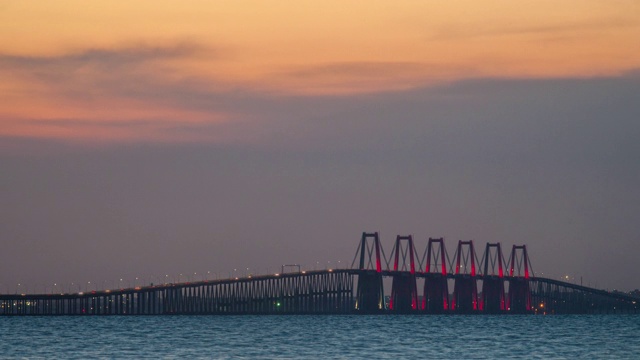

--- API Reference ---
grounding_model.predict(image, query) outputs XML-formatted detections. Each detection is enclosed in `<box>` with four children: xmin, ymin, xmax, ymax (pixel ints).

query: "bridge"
<box><xmin>1</xmin><ymin>232</ymin><xmax>637</xmax><ymax>315</ymax></box>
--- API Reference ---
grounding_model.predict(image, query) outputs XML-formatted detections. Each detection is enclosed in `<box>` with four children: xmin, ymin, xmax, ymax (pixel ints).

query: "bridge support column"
<box><xmin>355</xmin><ymin>232</ymin><xmax>384</xmax><ymax>312</ymax></box>
<box><xmin>390</xmin><ymin>274</ymin><xmax>418</xmax><ymax>312</ymax></box>
<box><xmin>482</xmin><ymin>277</ymin><xmax>505</xmax><ymax>313</ymax></box>
<box><xmin>508</xmin><ymin>279</ymin><xmax>531</xmax><ymax>313</ymax></box>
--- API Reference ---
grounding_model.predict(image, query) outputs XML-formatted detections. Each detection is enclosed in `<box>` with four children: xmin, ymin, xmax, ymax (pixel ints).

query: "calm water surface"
<box><xmin>1</xmin><ymin>315</ymin><xmax>639</xmax><ymax>358</ymax></box>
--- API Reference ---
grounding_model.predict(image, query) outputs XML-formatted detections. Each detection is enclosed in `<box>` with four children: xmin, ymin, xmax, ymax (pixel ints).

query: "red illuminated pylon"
<box><xmin>452</xmin><ymin>240</ymin><xmax>478</xmax><ymax>313</ymax></box>
<box><xmin>481</xmin><ymin>242</ymin><xmax>506</xmax><ymax>313</ymax></box>
<box><xmin>389</xmin><ymin>235</ymin><xmax>418</xmax><ymax>312</ymax></box>
<box><xmin>423</xmin><ymin>238</ymin><xmax>449</xmax><ymax>312</ymax></box>
<box><xmin>354</xmin><ymin>232</ymin><xmax>385</xmax><ymax>312</ymax></box>
<box><xmin>507</xmin><ymin>245</ymin><xmax>533</xmax><ymax>313</ymax></box>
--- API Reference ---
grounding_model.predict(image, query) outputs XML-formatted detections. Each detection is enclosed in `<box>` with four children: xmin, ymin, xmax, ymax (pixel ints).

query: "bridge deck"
<box><xmin>1</xmin><ymin>270</ymin><xmax>637</xmax><ymax>315</ymax></box>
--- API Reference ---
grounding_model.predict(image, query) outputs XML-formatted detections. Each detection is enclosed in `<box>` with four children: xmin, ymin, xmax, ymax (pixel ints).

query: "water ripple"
<box><xmin>0</xmin><ymin>315</ymin><xmax>639</xmax><ymax>358</ymax></box>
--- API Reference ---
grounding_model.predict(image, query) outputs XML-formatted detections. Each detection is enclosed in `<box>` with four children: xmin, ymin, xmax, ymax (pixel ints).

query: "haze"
<box><xmin>1</xmin><ymin>1</ymin><xmax>639</xmax><ymax>293</ymax></box>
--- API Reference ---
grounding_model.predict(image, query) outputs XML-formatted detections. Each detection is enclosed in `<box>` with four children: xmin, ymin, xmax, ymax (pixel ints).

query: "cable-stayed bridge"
<box><xmin>1</xmin><ymin>232</ymin><xmax>637</xmax><ymax>315</ymax></box>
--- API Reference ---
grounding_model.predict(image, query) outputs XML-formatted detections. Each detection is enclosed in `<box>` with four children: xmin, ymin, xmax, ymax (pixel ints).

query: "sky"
<box><xmin>1</xmin><ymin>1</ymin><xmax>639</xmax><ymax>293</ymax></box>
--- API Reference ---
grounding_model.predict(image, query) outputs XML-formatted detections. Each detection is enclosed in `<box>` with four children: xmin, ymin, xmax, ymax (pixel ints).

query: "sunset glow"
<box><xmin>1</xmin><ymin>0</ymin><xmax>639</xmax><ymax>142</ymax></box>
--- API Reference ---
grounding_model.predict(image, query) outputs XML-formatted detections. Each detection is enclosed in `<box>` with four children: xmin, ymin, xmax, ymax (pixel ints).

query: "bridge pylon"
<box><xmin>480</xmin><ymin>243</ymin><xmax>506</xmax><ymax>313</ymax></box>
<box><xmin>507</xmin><ymin>245</ymin><xmax>533</xmax><ymax>313</ymax></box>
<box><xmin>452</xmin><ymin>240</ymin><xmax>478</xmax><ymax>313</ymax></box>
<box><xmin>422</xmin><ymin>238</ymin><xmax>449</xmax><ymax>313</ymax></box>
<box><xmin>354</xmin><ymin>232</ymin><xmax>385</xmax><ymax>312</ymax></box>
<box><xmin>389</xmin><ymin>235</ymin><xmax>418</xmax><ymax>312</ymax></box>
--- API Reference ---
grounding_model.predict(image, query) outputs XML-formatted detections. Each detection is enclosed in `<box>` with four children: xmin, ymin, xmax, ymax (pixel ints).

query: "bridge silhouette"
<box><xmin>1</xmin><ymin>232</ymin><xmax>637</xmax><ymax>315</ymax></box>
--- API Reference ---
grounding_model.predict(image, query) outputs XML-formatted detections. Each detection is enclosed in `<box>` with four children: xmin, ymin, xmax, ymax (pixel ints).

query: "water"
<box><xmin>1</xmin><ymin>315</ymin><xmax>639</xmax><ymax>358</ymax></box>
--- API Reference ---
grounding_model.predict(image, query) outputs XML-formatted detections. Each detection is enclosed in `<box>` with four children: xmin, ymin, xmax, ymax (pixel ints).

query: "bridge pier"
<box><xmin>423</xmin><ymin>275</ymin><xmax>449</xmax><ymax>313</ymax></box>
<box><xmin>390</xmin><ymin>273</ymin><xmax>418</xmax><ymax>312</ymax></box>
<box><xmin>355</xmin><ymin>271</ymin><xmax>384</xmax><ymax>312</ymax></box>
<box><xmin>482</xmin><ymin>277</ymin><xmax>506</xmax><ymax>313</ymax></box>
<box><xmin>508</xmin><ymin>279</ymin><xmax>531</xmax><ymax>313</ymax></box>
<box><xmin>452</xmin><ymin>276</ymin><xmax>478</xmax><ymax>313</ymax></box>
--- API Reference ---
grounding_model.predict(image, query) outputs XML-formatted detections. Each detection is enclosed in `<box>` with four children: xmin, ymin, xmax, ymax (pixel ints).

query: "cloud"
<box><xmin>286</xmin><ymin>61</ymin><xmax>426</xmax><ymax>78</ymax></box>
<box><xmin>0</xmin><ymin>42</ymin><xmax>212</xmax><ymax>97</ymax></box>
<box><xmin>0</xmin><ymin>42</ymin><xmax>202</xmax><ymax>67</ymax></box>
<box><xmin>3</xmin><ymin>41</ymin><xmax>640</xmax><ymax>155</ymax></box>
<box><xmin>272</xmin><ymin>61</ymin><xmax>479</xmax><ymax>94</ymax></box>
<box><xmin>431</xmin><ymin>17</ymin><xmax>638</xmax><ymax>41</ymax></box>
<box><xmin>0</xmin><ymin>42</ymin><xmax>242</xmax><ymax>141</ymax></box>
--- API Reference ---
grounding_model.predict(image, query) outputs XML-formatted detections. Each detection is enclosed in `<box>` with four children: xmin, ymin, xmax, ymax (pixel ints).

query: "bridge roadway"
<box><xmin>1</xmin><ymin>269</ymin><xmax>637</xmax><ymax>315</ymax></box>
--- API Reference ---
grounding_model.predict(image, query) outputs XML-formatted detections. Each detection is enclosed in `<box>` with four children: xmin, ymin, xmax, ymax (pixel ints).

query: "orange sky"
<box><xmin>1</xmin><ymin>0</ymin><xmax>639</xmax><ymax>142</ymax></box>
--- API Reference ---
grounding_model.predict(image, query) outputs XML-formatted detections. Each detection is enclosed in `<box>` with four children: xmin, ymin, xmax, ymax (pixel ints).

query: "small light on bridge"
<box><xmin>539</xmin><ymin>303</ymin><xmax>544</xmax><ymax>308</ymax></box>
<box><xmin>275</xmin><ymin>273</ymin><xmax>280</xmax><ymax>276</ymax></box>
